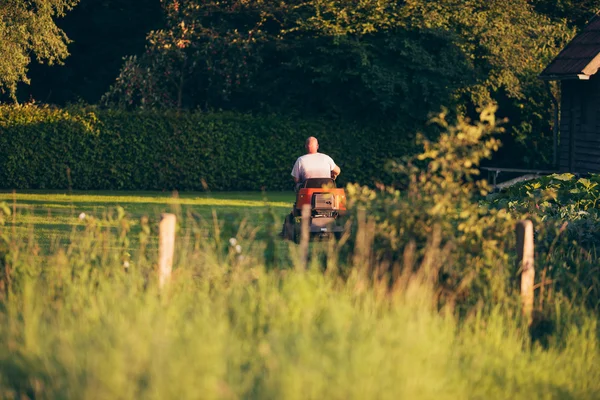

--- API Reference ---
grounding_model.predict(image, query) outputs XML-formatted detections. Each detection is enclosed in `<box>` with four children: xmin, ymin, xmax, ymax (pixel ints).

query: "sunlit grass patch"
<box><xmin>0</xmin><ymin>191</ymin><xmax>293</xmax><ymax>209</ymax></box>
<box><xmin>0</xmin><ymin>191</ymin><xmax>295</xmax><ymax>250</ymax></box>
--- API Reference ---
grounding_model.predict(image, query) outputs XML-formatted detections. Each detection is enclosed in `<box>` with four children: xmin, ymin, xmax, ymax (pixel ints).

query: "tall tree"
<box><xmin>0</xmin><ymin>0</ymin><xmax>79</xmax><ymax>101</ymax></box>
<box><xmin>104</xmin><ymin>0</ymin><xmax>569</xmax><ymax>113</ymax></box>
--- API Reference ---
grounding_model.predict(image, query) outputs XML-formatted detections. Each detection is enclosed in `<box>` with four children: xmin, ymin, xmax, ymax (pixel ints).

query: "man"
<box><xmin>291</xmin><ymin>136</ymin><xmax>340</xmax><ymax>190</ymax></box>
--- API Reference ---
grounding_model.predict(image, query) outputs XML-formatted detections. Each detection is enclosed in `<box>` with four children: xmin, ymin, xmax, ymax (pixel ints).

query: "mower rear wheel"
<box><xmin>282</xmin><ymin>213</ymin><xmax>296</xmax><ymax>242</ymax></box>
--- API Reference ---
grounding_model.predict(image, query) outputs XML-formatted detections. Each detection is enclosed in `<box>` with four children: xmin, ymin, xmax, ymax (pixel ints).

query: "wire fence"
<box><xmin>0</xmin><ymin>194</ymin><xmax>291</xmax><ymax>259</ymax></box>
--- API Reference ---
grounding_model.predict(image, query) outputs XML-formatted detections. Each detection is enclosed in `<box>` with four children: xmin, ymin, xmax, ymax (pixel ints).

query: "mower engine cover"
<box><xmin>294</xmin><ymin>188</ymin><xmax>346</xmax><ymax>215</ymax></box>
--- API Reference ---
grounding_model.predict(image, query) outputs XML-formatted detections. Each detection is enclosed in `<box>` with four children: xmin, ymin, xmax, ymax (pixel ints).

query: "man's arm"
<box><xmin>291</xmin><ymin>158</ymin><xmax>301</xmax><ymax>183</ymax></box>
<box><xmin>331</xmin><ymin>165</ymin><xmax>341</xmax><ymax>179</ymax></box>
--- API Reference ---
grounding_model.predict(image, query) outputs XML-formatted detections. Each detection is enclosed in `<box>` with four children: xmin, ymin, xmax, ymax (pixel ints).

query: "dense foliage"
<box><xmin>0</xmin><ymin>104</ymin><xmax>414</xmax><ymax>191</ymax></box>
<box><xmin>98</xmin><ymin>0</ymin><xmax>575</xmax><ymax>167</ymax></box>
<box><xmin>489</xmin><ymin>172</ymin><xmax>600</xmax><ymax>250</ymax></box>
<box><xmin>0</xmin><ymin>0</ymin><xmax>80</xmax><ymax>101</ymax></box>
<box><xmin>491</xmin><ymin>173</ymin><xmax>600</xmax><ymax>219</ymax></box>
<box><xmin>103</xmin><ymin>0</ymin><xmax>569</xmax><ymax>114</ymax></box>
<box><xmin>533</xmin><ymin>0</ymin><xmax>600</xmax><ymax>28</ymax></box>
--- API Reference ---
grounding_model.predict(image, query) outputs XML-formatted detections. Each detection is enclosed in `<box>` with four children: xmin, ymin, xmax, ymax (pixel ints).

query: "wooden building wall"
<box><xmin>559</xmin><ymin>77</ymin><xmax>600</xmax><ymax>173</ymax></box>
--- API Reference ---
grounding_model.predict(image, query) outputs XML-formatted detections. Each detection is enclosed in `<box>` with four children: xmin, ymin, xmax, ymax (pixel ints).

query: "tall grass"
<box><xmin>0</xmin><ymin>209</ymin><xmax>599</xmax><ymax>399</ymax></box>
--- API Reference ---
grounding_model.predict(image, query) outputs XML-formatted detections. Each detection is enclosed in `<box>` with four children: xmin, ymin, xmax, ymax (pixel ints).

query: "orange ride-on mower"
<box><xmin>282</xmin><ymin>178</ymin><xmax>347</xmax><ymax>242</ymax></box>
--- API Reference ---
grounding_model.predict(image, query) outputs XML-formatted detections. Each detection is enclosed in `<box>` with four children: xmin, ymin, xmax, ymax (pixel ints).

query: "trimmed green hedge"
<box><xmin>0</xmin><ymin>105</ymin><xmax>416</xmax><ymax>191</ymax></box>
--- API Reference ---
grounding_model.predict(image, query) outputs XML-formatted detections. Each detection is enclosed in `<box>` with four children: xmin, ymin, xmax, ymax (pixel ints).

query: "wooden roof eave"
<box><xmin>581</xmin><ymin>51</ymin><xmax>600</xmax><ymax>75</ymax></box>
<box><xmin>540</xmin><ymin>51</ymin><xmax>600</xmax><ymax>81</ymax></box>
<box><xmin>539</xmin><ymin>73</ymin><xmax>591</xmax><ymax>81</ymax></box>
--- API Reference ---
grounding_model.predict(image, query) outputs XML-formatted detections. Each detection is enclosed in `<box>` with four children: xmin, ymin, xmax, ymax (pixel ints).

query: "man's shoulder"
<box><xmin>296</xmin><ymin>153</ymin><xmax>335</xmax><ymax>163</ymax></box>
<box><xmin>317</xmin><ymin>152</ymin><xmax>335</xmax><ymax>163</ymax></box>
<box><xmin>305</xmin><ymin>152</ymin><xmax>333</xmax><ymax>159</ymax></box>
<box><xmin>296</xmin><ymin>154</ymin><xmax>315</xmax><ymax>162</ymax></box>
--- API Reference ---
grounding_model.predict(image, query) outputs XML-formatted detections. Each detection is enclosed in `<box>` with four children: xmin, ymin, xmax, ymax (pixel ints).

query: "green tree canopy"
<box><xmin>532</xmin><ymin>0</ymin><xmax>599</xmax><ymax>28</ymax></box>
<box><xmin>0</xmin><ymin>0</ymin><xmax>79</xmax><ymax>101</ymax></box>
<box><xmin>102</xmin><ymin>0</ymin><xmax>575</xmax><ymax>167</ymax></box>
<box><xmin>104</xmin><ymin>0</ymin><xmax>570</xmax><ymax>115</ymax></box>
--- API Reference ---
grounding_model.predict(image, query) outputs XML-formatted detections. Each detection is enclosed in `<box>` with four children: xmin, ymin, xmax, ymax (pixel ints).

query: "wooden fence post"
<box><xmin>516</xmin><ymin>220</ymin><xmax>535</xmax><ymax>325</ymax></box>
<box><xmin>298</xmin><ymin>204</ymin><xmax>311</xmax><ymax>270</ymax></box>
<box><xmin>159</xmin><ymin>213</ymin><xmax>176</xmax><ymax>289</ymax></box>
<box><xmin>353</xmin><ymin>208</ymin><xmax>367</xmax><ymax>269</ymax></box>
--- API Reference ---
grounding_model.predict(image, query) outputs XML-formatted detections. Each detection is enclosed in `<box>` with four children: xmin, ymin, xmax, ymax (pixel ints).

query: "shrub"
<box><xmin>0</xmin><ymin>104</ymin><xmax>416</xmax><ymax>191</ymax></box>
<box><xmin>343</xmin><ymin>106</ymin><xmax>600</xmax><ymax>313</ymax></box>
<box><xmin>344</xmin><ymin>106</ymin><xmax>515</xmax><ymax>311</ymax></box>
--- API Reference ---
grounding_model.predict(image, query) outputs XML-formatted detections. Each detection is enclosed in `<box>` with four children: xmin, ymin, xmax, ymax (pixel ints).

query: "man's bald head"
<box><xmin>305</xmin><ymin>136</ymin><xmax>319</xmax><ymax>154</ymax></box>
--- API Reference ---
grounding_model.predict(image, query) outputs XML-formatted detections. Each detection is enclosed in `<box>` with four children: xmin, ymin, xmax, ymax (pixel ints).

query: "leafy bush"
<box><xmin>343</xmin><ymin>106</ymin><xmax>515</xmax><ymax>312</ymax></box>
<box><xmin>0</xmin><ymin>104</ymin><xmax>416</xmax><ymax>191</ymax></box>
<box><xmin>344</xmin><ymin>106</ymin><xmax>600</xmax><ymax>314</ymax></box>
<box><xmin>490</xmin><ymin>172</ymin><xmax>600</xmax><ymax>215</ymax></box>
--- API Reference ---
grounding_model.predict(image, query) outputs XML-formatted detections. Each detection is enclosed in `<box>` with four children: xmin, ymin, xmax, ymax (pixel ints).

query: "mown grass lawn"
<box><xmin>0</xmin><ymin>190</ymin><xmax>295</xmax><ymax>249</ymax></box>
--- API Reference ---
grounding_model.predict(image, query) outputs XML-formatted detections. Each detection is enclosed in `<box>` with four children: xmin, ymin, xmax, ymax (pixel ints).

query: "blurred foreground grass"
<box><xmin>0</xmin><ymin>203</ymin><xmax>599</xmax><ymax>399</ymax></box>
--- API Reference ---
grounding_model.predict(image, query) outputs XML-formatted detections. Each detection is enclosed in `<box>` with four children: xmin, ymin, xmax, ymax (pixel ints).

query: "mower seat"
<box><xmin>302</xmin><ymin>178</ymin><xmax>336</xmax><ymax>188</ymax></box>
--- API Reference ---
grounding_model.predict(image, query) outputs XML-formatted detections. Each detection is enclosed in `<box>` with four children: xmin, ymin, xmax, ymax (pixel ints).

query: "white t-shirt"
<box><xmin>291</xmin><ymin>153</ymin><xmax>337</xmax><ymax>182</ymax></box>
